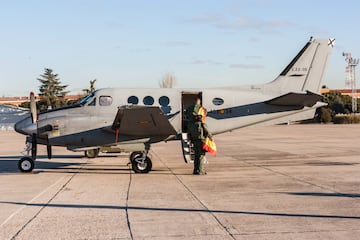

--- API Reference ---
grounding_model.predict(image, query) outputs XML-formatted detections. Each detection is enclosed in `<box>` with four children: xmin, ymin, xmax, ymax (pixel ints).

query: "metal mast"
<box><xmin>343</xmin><ymin>52</ymin><xmax>359</xmax><ymax>113</ymax></box>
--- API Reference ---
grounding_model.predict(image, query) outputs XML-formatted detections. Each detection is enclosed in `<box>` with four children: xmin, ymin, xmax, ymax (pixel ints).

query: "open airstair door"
<box><xmin>181</xmin><ymin>133</ymin><xmax>194</xmax><ymax>163</ymax></box>
<box><xmin>180</xmin><ymin>91</ymin><xmax>202</xmax><ymax>163</ymax></box>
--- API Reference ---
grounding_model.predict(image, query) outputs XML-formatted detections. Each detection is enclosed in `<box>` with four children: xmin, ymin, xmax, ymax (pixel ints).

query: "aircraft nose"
<box><xmin>15</xmin><ymin>117</ymin><xmax>36</xmax><ymax>135</ymax></box>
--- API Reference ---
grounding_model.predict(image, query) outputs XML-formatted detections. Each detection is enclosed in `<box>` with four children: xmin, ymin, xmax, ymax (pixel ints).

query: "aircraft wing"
<box><xmin>265</xmin><ymin>91</ymin><xmax>323</xmax><ymax>107</ymax></box>
<box><xmin>111</xmin><ymin>106</ymin><xmax>177</xmax><ymax>136</ymax></box>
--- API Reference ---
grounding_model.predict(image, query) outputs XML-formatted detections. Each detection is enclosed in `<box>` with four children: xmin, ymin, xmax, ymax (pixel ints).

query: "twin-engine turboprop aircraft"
<box><xmin>15</xmin><ymin>37</ymin><xmax>334</xmax><ymax>173</ymax></box>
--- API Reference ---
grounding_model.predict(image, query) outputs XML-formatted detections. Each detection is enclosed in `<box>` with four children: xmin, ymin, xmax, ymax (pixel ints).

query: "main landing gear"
<box><xmin>129</xmin><ymin>150</ymin><xmax>152</xmax><ymax>173</ymax></box>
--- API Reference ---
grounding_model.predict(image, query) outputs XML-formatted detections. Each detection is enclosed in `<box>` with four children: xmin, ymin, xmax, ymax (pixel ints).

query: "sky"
<box><xmin>1</xmin><ymin>0</ymin><xmax>360</xmax><ymax>96</ymax></box>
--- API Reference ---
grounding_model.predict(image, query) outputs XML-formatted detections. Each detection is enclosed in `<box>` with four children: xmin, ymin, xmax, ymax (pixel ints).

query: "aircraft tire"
<box><xmin>132</xmin><ymin>156</ymin><xmax>152</xmax><ymax>173</ymax></box>
<box><xmin>129</xmin><ymin>151</ymin><xmax>142</xmax><ymax>161</ymax></box>
<box><xmin>85</xmin><ymin>148</ymin><xmax>100</xmax><ymax>158</ymax></box>
<box><xmin>18</xmin><ymin>157</ymin><xmax>35</xmax><ymax>172</ymax></box>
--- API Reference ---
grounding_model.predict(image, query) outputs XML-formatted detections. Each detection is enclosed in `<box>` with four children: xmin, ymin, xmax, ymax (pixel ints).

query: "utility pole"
<box><xmin>343</xmin><ymin>52</ymin><xmax>359</xmax><ymax>113</ymax></box>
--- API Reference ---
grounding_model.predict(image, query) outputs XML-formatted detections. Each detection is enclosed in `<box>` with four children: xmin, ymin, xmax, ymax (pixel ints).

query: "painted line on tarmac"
<box><xmin>9</xmin><ymin>172</ymin><xmax>80</xmax><ymax>240</ymax></box>
<box><xmin>5</xmin><ymin>159</ymin><xmax>88</xmax><ymax>240</ymax></box>
<box><xmin>151</xmin><ymin>150</ymin><xmax>237</xmax><ymax>240</ymax></box>
<box><xmin>0</xmin><ymin>176</ymin><xmax>66</xmax><ymax>228</ymax></box>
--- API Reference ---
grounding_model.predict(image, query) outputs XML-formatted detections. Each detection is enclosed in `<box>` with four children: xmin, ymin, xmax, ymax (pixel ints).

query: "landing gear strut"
<box><xmin>18</xmin><ymin>137</ymin><xmax>36</xmax><ymax>172</ymax></box>
<box><xmin>130</xmin><ymin>150</ymin><xmax>152</xmax><ymax>173</ymax></box>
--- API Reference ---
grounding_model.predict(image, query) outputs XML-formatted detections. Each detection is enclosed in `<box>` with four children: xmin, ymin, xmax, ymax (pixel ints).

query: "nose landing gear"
<box><xmin>18</xmin><ymin>157</ymin><xmax>35</xmax><ymax>172</ymax></box>
<box><xmin>18</xmin><ymin>137</ymin><xmax>37</xmax><ymax>172</ymax></box>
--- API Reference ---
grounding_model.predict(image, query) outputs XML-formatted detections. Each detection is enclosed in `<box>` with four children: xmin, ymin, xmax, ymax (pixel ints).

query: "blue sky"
<box><xmin>0</xmin><ymin>0</ymin><xmax>359</xmax><ymax>96</ymax></box>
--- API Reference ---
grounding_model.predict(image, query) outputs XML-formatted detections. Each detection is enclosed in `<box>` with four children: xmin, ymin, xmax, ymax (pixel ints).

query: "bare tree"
<box><xmin>83</xmin><ymin>79</ymin><xmax>97</xmax><ymax>94</ymax></box>
<box><xmin>159</xmin><ymin>73</ymin><xmax>177</xmax><ymax>88</ymax></box>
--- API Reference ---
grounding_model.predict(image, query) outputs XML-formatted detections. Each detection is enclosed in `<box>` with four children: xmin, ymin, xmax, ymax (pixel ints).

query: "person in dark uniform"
<box><xmin>186</xmin><ymin>97</ymin><xmax>212</xmax><ymax>175</ymax></box>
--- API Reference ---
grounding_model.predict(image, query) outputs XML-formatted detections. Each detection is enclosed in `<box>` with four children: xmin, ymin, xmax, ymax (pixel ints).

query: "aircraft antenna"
<box><xmin>342</xmin><ymin>52</ymin><xmax>359</xmax><ymax>113</ymax></box>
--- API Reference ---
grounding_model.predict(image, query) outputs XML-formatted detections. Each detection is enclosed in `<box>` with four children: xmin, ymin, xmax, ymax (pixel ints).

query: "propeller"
<box><xmin>30</xmin><ymin>92</ymin><xmax>37</xmax><ymax>123</ymax></box>
<box><xmin>27</xmin><ymin>92</ymin><xmax>53</xmax><ymax>160</ymax></box>
<box><xmin>29</xmin><ymin>92</ymin><xmax>38</xmax><ymax>160</ymax></box>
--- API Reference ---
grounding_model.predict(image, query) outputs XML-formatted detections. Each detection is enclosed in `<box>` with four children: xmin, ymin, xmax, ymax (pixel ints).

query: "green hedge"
<box><xmin>333</xmin><ymin>115</ymin><xmax>360</xmax><ymax>124</ymax></box>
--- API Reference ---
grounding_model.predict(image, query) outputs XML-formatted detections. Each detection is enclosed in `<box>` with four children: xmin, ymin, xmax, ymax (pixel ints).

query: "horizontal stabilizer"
<box><xmin>112</xmin><ymin>106</ymin><xmax>177</xmax><ymax>136</ymax></box>
<box><xmin>265</xmin><ymin>91</ymin><xmax>323</xmax><ymax>107</ymax></box>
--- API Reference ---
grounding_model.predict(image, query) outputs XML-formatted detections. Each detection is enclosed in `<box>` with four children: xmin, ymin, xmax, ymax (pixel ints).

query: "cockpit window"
<box><xmin>88</xmin><ymin>97</ymin><xmax>96</xmax><ymax>106</ymax></box>
<box><xmin>99</xmin><ymin>96</ymin><xmax>113</xmax><ymax>106</ymax></box>
<box><xmin>80</xmin><ymin>92</ymin><xmax>95</xmax><ymax>106</ymax></box>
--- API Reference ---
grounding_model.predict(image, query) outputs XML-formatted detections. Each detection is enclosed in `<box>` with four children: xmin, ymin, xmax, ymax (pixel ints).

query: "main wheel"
<box><xmin>18</xmin><ymin>157</ymin><xmax>35</xmax><ymax>172</ymax></box>
<box><xmin>85</xmin><ymin>148</ymin><xmax>100</xmax><ymax>158</ymax></box>
<box><xmin>129</xmin><ymin>151</ymin><xmax>142</xmax><ymax>162</ymax></box>
<box><xmin>132</xmin><ymin>156</ymin><xmax>152</xmax><ymax>173</ymax></box>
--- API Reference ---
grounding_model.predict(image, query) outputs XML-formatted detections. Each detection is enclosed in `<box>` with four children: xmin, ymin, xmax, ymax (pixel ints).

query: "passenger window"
<box><xmin>159</xmin><ymin>96</ymin><xmax>170</xmax><ymax>106</ymax></box>
<box><xmin>143</xmin><ymin>96</ymin><xmax>154</xmax><ymax>105</ymax></box>
<box><xmin>212</xmin><ymin>97</ymin><xmax>224</xmax><ymax>106</ymax></box>
<box><xmin>127</xmin><ymin>96</ymin><xmax>139</xmax><ymax>104</ymax></box>
<box><xmin>99</xmin><ymin>96</ymin><xmax>113</xmax><ymax>106</ymax></box>
<box><xmin>88</xmin><ymin>97</ymin><xmax>96</xmax><ymax>106</ymax></box>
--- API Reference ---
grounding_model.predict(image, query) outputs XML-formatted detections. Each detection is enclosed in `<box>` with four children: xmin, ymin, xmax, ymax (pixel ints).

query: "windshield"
<box><xmin>79</xmin><ymin>92</ymin><xmax>95</xmax><ymax>106</ymax></box>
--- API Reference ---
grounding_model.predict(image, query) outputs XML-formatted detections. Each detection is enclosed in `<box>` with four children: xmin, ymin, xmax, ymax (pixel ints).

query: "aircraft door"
<box><xmin>181</xmin><ymin>92</ymin><xmax>202</xmax><ymax>133</ymax></box>
<box><xmin>180</xmin><ymin>92</ymin><xmax>202</xmax><ymax>163</ymax></box>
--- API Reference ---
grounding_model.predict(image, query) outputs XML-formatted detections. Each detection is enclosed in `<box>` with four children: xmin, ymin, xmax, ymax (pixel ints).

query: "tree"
<box><xmin>322</xmin><ymin>90</ymin><xmax>353</xmax><ymax>115</ymax></box>
<box><xmin>37</xmin><ymin>68</ymin><xmax>68</xmax><ymax>111</ymax></box>
<box><xmin>159</xmin><ymin>73</ymin><xmax>176</xmax><ymax>88</ymax></box>
<box><xmin>315</xmin><ymin>107</ymin><xmax>332</xmax><ymax>123</ymax></box>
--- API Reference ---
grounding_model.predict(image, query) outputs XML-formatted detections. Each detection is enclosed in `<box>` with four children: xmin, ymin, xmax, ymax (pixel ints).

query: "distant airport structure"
<box><xmin>320</xmin><ymin>88</ymin><xmax>360</xmax><ymax>98</ymax></box>
<box><xmin>0</xmin><ymin>95</ymin><xmax>84</xmax><ymax>106</ymax></box>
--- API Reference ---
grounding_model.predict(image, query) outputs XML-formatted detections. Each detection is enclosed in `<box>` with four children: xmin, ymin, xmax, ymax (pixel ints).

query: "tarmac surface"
<box><xmin>0</xmin><ymin>124</ymin><xmax>359</xmax><ymax>240</ymax></box>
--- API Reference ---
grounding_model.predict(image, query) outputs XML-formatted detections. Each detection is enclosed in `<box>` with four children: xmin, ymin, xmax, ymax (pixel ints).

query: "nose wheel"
<box><xmin>18</xmin><ymin>157</ymin><xmax>35</xmax><ymax>172</ymax></box>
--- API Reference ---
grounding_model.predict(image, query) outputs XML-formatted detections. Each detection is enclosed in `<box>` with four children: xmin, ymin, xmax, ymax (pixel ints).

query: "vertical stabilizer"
<box><xmin>265</xmin><ymin>38</ymin><xmax>334</xmax><ymax>94</ymax></box>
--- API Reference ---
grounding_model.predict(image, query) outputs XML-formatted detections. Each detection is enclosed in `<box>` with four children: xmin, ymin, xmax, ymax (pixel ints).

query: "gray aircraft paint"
<box><xmin>15</xmin><ymin>38</ymin><xmax>333</xmax><ymax>153</ymax></box>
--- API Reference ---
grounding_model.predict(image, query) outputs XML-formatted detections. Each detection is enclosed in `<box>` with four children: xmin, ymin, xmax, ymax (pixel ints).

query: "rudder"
<box><xmin>265</xmin><ymin>37</ymin><xmax>334</xmax><ymax>95</ymax></box>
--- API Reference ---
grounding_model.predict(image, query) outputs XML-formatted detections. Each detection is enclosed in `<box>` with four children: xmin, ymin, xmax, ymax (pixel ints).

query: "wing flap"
<box><xmin>112</xmin><ymin>106</ymin><xmax>177</xmax><ymax>136</ymax></box>
<box><xmin>265</xmin><ymin>91</ymin><xmax>323</xmax><ymax>107</ymax></box>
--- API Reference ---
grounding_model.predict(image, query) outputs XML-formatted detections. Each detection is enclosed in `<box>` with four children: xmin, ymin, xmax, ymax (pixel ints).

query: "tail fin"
<box><xmin>265</xmin><ymin>37</ymin><xmax>334</xmax><ymax>94</ymax></box>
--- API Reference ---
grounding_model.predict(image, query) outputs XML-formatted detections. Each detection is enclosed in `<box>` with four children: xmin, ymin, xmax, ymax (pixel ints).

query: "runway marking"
<box><xmin>151</xmin><ymin>150</ymin><xmax>237</xmax><ymax>240</ymax></box>
<box><xmin>0</xmin><ymin>176</ymin><xmax>66</xmax><ymax>228</ymax></box>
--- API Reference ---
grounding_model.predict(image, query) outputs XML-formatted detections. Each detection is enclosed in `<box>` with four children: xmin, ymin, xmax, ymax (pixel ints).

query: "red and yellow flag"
<box><xmin>202</xmin><ymin>137</ymin><xmax>217</xmax><ymax>156</ymax></box>
<box><xmin>197</xmin><ymin>106</ymin><xmax>207</xmax><ymax>123</ymax></box>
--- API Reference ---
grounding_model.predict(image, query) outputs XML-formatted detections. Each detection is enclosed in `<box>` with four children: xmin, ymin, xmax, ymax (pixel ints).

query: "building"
<box><xmin>320</xmin><ymin>88</ymin><xmax>360</xmax><ymax>98</ymax></box>
<box><xmin>0</xmin><ymin>95</ymin><xmax>85</xmax><ymax>106</ymax></box>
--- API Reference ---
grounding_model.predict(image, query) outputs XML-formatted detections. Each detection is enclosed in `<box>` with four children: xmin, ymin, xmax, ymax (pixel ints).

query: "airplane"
<box><xmin>14</xmin><ymin>37</ymin><xmax>334</xmax><ymax>173</ymax></box>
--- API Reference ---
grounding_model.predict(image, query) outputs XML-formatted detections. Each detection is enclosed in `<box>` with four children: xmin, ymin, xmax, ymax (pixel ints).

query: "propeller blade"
<box><xmin>47</xmin><ymin>144</ymin><xmax>52</xmax><ymax>159</ymax></box>
<box><xmin>31</xmin><ymin>133</ymin><xmax>37</xmax><ymax>160</ymax></box>
<box><xmin>30</xmin><ymin>92</ymin><xmax>37</xmax><ymax>123</ymax></box>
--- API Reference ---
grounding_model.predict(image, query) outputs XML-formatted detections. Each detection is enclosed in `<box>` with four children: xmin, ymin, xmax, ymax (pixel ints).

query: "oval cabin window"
<box><xmin>127</xmin><ymin>96</ymin><xmax>139</xmax><ymax>104</ymax></box>
<box><xmin>159</xmin><ymin>96</ymin><xmax>170</xmax><ymax>106</ymax></box>
<box><xmin>143</xmin><ymin>96</ymin><xmax>154</xmax><ymax>105</ymax></box>
<box><xmin>212</xmin><ymin>97</ymin><xmax>224</xmax><ymax>106</ymax></box>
